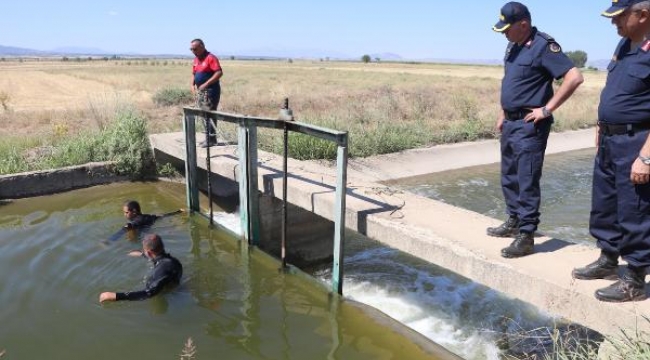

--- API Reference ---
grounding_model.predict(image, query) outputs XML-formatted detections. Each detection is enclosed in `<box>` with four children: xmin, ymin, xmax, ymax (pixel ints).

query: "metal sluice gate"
<box><xmin>182</xmin><ymin>100</ymin><xmax>349</xmax><ymax>295</ymax></box>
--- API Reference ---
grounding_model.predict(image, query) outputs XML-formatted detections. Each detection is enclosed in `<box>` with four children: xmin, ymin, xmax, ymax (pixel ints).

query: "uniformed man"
<box><xmin>572</xmin><ymin>0</ymin><xmax>650</xmax><ymax>303</ymax></box>
<box><xmin>489</xmin><ymin>2</ymin><xmax>584</xmax><ymax>258</ymax></box>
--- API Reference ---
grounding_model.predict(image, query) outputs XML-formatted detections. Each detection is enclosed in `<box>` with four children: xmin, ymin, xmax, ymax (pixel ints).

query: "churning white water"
<box><xmin>212</xmin><ymin>210</ymin><xmax>559</xmax><ymax>359</ymax></box>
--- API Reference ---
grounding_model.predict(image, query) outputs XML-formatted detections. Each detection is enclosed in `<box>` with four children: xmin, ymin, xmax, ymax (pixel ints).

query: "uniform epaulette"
<box><xmin>537</xmin><ymin>32</ymin><xmax>555</xmax><ymax>43</ymax></box>
<box><xmin>641</xmin><ymin>39</ymin><xmax>650</xmax><ymax>52</ymax></box>
<box><xmin>538</xmin><ymin>31</ymin><xmax>561</xmax><ymax>53</ymax></box>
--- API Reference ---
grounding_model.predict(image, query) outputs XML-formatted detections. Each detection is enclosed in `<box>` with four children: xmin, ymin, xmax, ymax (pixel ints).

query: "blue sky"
<box><xmin>0</xmin><ymin>1</ymin><xmax>621</xmax><ymax>62</ymax></box>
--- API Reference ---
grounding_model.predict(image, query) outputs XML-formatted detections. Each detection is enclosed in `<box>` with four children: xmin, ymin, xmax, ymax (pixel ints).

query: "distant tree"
<box><xmin>287</xmin><ymin>58</ymin><xmax>293</xmax><ymax>63</ymax></box>
<box><xmin>230</xmin><ymin>55</ymin><xmax>235</xmax><ymax>60</ymax></box>
<box><xmin>361</xmin><ymin>54</ymin><xmax>371</xmax><ymax>63</ymax></box>
<box><xmin>565</xmin><ymin>50</ymin><xmax>588</xmax><ymax>68</ymax></box>
<box><xmin>374</xmin><ymin>57</ymin><xmax>380</xmax><ymax>62</ymax></box>
<box><xmin>62</xmin><ymin>56</ymin><xmax>69</xmax><ymax>62</ymax></box>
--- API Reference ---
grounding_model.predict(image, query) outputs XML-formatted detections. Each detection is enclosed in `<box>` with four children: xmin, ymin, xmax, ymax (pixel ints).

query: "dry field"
<box><xmin>0</xmin><ymin>58</ymin><xmax>606</xmax><ymax>146</ymax></box>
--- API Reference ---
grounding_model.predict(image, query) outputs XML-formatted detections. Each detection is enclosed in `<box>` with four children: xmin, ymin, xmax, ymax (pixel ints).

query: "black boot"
<box><xmin>487</xmin><ymin>215</ymin><xmax>519</xmax><ymax>237</ymax></box>
<box><xmin>501</xmin><ymin>232</ymin><xmax>534</xmax><ymax>258</ymax></box>
<box><xmin>595</xmin><ymin>266</ymin><xmax>646</xmax><ymax>303</ymax></box>
<box><xmin>571</xmin><ymin>251</ymin><xmax>618</xmax><ymax>280</ymax></box>
<box><xmin>199</xmin><ymin>135</ymin><xmax>217</xmax><ymax>148</ymax></box>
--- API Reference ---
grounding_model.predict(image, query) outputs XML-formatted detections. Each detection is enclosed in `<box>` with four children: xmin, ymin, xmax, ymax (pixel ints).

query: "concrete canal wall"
<box><xmin>150</xmin><ymin>128</ymin><xmax>650</xmax><ymax>339</ymax></box>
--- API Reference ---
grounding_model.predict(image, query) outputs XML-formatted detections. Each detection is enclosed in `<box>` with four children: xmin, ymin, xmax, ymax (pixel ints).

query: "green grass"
<box><xmin>0</xmin><ymin>109</ymin><xmax>154</xmax><ymax>178</ymax></box>
<box><xmin>542</xmin><ymin>317</ymin><xmax>650</xmax><ymax>360</ymax></box>
<box><xmin>152</xmin><ymin>87</ymin><xmax>194</xmax><ymax>107</ymax></box>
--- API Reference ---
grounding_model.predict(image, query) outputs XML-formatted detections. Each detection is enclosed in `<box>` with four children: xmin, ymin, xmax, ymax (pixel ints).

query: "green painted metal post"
<box><xmin>238</xmin><ymin>123</ymin><xmax>251</xmax><ymax>243</ymax></box>
<box><xmin>236</xmin><ymin>120</ymin><xmax>260</xmax><ymax>245</ymax></box>
<box><xmin>247</xmin><ymin>126</ymin><xmax>260</xmax><ymax>246</ymax></box>
<box><xmin>183</xmin><ymin>114</ymin><xmax>200</xmax><ymax>213</ymax></box>
<box><xmin>332</xmin><ymin>141</ymin><xmax>348</xmax><ymax>295</ymax></box>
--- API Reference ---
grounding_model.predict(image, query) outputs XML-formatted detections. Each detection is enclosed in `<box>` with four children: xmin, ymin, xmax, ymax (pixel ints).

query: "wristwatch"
<box><xmin>639</xmin><ymin>155</ymin><xmax>650</xmax><ymax>165</ymax></box>
<box><xmin>541</xmin><ymin>106</ymin><xmax>552</xmax><ymax>118</ymax></box>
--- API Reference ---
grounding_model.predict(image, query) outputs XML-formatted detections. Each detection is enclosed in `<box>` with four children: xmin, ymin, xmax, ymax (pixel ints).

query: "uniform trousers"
<box><xmin>590</xmin><ymin>128</ymin><xmax>650</xmax><ymax>268</ymax></box>
<box><xmin>500</xmin><ymin>118</ymin><xmax>552</xmax><ymax>234</ymax></box>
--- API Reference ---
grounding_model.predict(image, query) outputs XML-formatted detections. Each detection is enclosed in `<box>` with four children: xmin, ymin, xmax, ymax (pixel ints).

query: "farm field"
<box><xmin>0</xmin><ymin>58</ymin><xmax>606</xmax><ymax>174</ymax></box>
<box><xmin>0</xmin><ymin>58</ymin><xmax>605</xmax><ymax>136</ymax></box>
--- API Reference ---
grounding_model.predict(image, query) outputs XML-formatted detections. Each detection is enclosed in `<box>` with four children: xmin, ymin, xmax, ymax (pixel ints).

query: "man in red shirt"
<box><xmin>190</xmin><ymin>38</ymin><xmax>223</xmax><ymax>148</ymax></box>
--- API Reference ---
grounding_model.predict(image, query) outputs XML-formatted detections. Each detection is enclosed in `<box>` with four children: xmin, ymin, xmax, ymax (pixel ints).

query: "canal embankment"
<box><xmin>149</xmin><ymin>128</ymin><xmax>650</xmax><ymax>339</ymax></box>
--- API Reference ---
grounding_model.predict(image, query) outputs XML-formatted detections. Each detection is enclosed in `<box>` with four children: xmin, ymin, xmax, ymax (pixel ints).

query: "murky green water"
<box><xmin>390</xmin><ymin>148</ymin><xmax>595</xmax><ymax>243</ymax></box>
<box><xmin>0</xmin><ymin>182</ymin><xmax>442</xmax><ymax>360</ymax></box>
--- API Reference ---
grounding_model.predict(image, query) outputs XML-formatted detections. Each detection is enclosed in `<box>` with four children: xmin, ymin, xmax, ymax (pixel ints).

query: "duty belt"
<box><xmin>504</xmin><ymin>109</ymin><xmax>533</xmax><ymax>120</ymax></box>
<box><xmin>598</xmin><ymin>122</ymin><xmax>650</xmax><ymax>136</ymax></box>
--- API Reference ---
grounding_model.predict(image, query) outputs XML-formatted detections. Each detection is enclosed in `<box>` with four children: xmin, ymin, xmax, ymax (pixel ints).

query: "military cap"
<box><xmin>602</xmin><ymin>0</ymin><xmax>647</xmax><ymax>17</ymax></box>
<box><xmin>493</xmin><ymin>2</ymin><xmax>531</xmax><ymax>32</ymax></box>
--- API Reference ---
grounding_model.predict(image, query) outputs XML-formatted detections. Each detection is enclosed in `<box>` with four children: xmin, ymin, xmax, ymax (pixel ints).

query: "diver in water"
<box><xmin>99</xmin><ymin>233</ymin><xmax>183</xmax><ymax>302</ymax></box>
<box><xmin>123</xmin><ymin>200</ymin><xmax>159</xmax><ymax>229</ymax></box>
<box><xmin>104</xmin><ymin>200</ymin><xmax>183</xmax><ymax>243</ymax></box>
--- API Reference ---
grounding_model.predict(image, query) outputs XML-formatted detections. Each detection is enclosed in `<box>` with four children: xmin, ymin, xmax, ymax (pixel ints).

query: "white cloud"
<box><xmin>108</xmin><ymin>10</ymin><xmax>118</xmax><ymax>16</ymax></box>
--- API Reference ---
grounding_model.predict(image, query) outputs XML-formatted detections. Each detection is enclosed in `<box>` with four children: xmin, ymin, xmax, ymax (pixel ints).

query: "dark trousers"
<box><xmin>197</xmin><ymin>84</ymin><xmax>221</xmax><ymax>139</ymax></box>
<box><xmin>500</xmin><ymin>118</ymin><xmax>552</xmax><ymax>233</ymax></box>
<box><xmin>590</xmin><ymin>129</ymin><xmax>650</xmax><ymax>268</ymax></box>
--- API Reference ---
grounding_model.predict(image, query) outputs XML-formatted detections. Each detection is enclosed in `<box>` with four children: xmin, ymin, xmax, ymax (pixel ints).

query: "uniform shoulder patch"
<box><xmin>549</xmin><ymin>42</ymin><xmax>562</xmax><ymax>53</ymax></box>
<box><xmin>537</xmin><ymin>32</ymin><xmax>556</xmax><ymax>43</ymax></box>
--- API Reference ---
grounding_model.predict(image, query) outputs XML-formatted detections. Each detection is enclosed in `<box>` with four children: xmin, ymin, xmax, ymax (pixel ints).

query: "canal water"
<box><xmin>389</xmin><ymin>148</ymin><xmax>596</xmax><ymax>244</ymax></box>
<box><xmin>0</xmin><ymin>182</ymin><xmax>442</xmax><ymax>360</ymax></box>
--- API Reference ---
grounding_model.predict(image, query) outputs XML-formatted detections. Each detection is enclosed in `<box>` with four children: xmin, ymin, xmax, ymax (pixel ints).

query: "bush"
<box><xmin>153</xmin><ymin>87</ymin><xmax>194</xmax><ymax>107</ymax></box>
<box><xmin>566</xmin><ymin>50</ymin><xmax>588</xmax><ymax>68</ymax></box>
<box><xmin>0</xmin><ymin>109</ymin><xmax>154</xmax><ymax>178</ymax></box>
<box><xmin>96</xmin><ymin>110</ymin><xmax>154</xmax><ymax>177</ymax></box>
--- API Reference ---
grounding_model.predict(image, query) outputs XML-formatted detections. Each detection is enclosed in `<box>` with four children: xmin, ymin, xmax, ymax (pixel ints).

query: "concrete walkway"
<box><xmin>150</xmin><ymin>128</ymin><xmax>650</xmax><ymax>338</ymax></box>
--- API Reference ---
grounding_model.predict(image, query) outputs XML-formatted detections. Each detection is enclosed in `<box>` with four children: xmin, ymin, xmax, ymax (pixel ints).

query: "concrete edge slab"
<box><xmin>0</xmin><ymin>161</ymin><xmax>131</xmax><ymax>199</ymax></box>
<box><xmin>150</xmin><ymin>130</ymin><xmax>649</xmax><ymax>338</ymax></box>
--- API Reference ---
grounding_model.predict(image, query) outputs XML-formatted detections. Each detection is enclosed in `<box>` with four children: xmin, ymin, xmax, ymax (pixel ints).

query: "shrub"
<box><xmin>0</xmin><ymin>91</ymin><xmax>11</xmax><ymax>111</ymax></box>
<box><xmin>96</xmin><ymin>109</ymin><xmax>154</xmax><ymax>177</ymax></box>
<box><xmin>153</xmin><ymin>87</ymin><xmax>194</xmax><ymax>107</ymax></box>
<box><xmin>0</xmin><ymin>109</ymin><xmax>154</xmax><ymax>178</ymax></box>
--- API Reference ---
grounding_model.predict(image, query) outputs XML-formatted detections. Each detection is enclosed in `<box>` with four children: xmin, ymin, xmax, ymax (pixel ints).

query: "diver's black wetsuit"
<box><xmin>115</xmin><ymin>253</ymin><xmax>183</xmax><ymax>301</ymax></box>
<box><xmin>125</xmin><ymin>214</ymin><xmax>158</xmax><ymax>229</ymax></box>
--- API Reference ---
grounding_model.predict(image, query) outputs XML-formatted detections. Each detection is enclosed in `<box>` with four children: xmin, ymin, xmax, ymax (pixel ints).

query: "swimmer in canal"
<box><xmin>105</xmin><ymin>200</ymin><xmax>184</xmax><ymax>242</ymax></box>
<box><xmin>99</xmin><ymin>233</ymin><xmax>183</xmax><ymax>303</ymax></box>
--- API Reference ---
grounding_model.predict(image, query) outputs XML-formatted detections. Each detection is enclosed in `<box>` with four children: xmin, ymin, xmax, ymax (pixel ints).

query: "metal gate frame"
<box><xmin>182</xmin><ymin>107</ymin><xmax>349</xmax><ymax>295</ymax></box>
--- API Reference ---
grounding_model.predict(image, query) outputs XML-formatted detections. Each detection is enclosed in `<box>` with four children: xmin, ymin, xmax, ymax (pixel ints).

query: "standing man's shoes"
<box><xmin>501</xmin><ymin>232</ymin><xmax>534</xmax><ymax>258</ymax></box>
<box><xmin>487</xmin><ymin>215</ymin><xmax>519</xmax><ymax>237</ymax></box>
<box><xmin>595</xmin><ymin>266</ymin><xmax>646</xmax><ymax>302</ymax></box>
<box><xmin>199</xmin><ymin>137</ymin><xmax>217</xmax><ymax>148</ymax></box>
<box><xmin>572</xmin><ymin>251</ymin><xmax>619</xmax><ymax>280</ymax></box>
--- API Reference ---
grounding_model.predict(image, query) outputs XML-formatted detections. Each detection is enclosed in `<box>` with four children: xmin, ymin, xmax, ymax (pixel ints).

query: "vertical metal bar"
<box><xmin>281</xmin><ymin>121</ymin><xmax>289</xmax><ymax>268</ymax></box>
<box><xmin>327</xmin><ymin>293</ymin><xmax>342</xmax><ymax>359</ymax></box>
<box><xmin>247</xmin><ymin>126</ymin><xmax>260</xmax><ymax>246</ymax></box>
<box><xmin>238</xmin><ymin>121</ymin><xmax>250</xmax><ymax>243</ymax></box>
<box><xmin>205</xmin><ymin>114</ymin><xmax>214</xmax><ymax>226</ymax></box>
<box><xmin>332</xmin><ymin>142</ymin><xmax>348</xmax><ymax>295</ymax></box>
<box><xmin>183</xmin><ymin>113</ymin><xmax>199</xmax><ymax>213</ymax></box>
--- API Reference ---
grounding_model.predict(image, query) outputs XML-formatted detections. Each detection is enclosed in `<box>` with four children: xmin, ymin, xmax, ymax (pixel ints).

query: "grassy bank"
<box><xmin>0</xmin><ymin>108</ymin><xmax>153</xmax><ymax>177</ymax></box>
<box><xmin>540</xmin><ymin>318</ymin><xmax>650</xmax><ymax>360</ymax></box>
